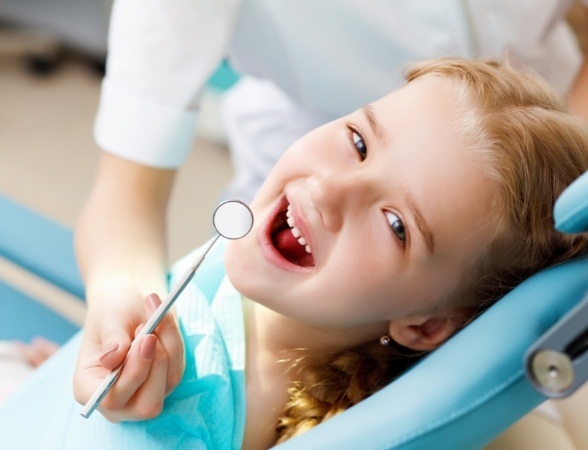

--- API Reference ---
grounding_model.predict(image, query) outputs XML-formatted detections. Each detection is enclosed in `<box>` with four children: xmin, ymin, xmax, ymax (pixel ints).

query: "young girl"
<box><xmin>2</xmin><ymin>58</ymin><xmax>588</xmax><ymax>449</ymax></box>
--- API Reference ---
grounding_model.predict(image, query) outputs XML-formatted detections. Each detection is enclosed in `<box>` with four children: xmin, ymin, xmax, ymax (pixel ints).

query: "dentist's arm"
<box><xmin>568</xmin><ymin>60</ymin><xmax>588</xmax><ymax>122</ymax></box>
<box><xmin>73</xmin><ymin>152</ymin><xmax>184</xmax><ymax>422</ymax></box>
<box><xmin>567</xmin><ymin>6</ymin><xmax>588</xmax><ymax>122</ymax></box>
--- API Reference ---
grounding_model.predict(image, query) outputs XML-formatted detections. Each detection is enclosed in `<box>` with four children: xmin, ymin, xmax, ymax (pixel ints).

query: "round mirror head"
<box><xmin>213</xmin><ymin>200</ymin><xmax>254</xmax><ymax>240</ymax></box>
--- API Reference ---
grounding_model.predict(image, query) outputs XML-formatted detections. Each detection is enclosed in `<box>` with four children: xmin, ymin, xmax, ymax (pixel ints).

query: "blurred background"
<box><xmin>0</xmin><ymin>0</ymin><xmax>234</xmax><ymax>264</ymax></box>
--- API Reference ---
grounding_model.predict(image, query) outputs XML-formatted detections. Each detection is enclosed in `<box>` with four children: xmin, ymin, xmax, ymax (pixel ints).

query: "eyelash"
<box><xmin>346</xmin><ymin>125</ymin><xmax>368</xmax><ymax>161</ymax></box>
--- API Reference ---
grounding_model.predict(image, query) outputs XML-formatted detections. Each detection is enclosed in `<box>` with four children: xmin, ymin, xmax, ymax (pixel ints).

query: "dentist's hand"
<box><xmin>73</xmin><ymin>291</ymin><xmax>185</xmax><ymax>423</ymax></box>
<box><xmin>73</xmin><ymin>152</ymin><xmax>181</xmax><ymax>422</ymax></box>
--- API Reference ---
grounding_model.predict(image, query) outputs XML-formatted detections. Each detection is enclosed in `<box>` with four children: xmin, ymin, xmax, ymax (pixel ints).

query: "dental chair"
<box><xmin>0</xmin><ymin>195</ymin><xmax>84</xmax><ymax>344</ymax></box>
<box><xmin>1</xmin><ymin>171</ymin><xmax>587</xmax><ymax>449</ymax></box>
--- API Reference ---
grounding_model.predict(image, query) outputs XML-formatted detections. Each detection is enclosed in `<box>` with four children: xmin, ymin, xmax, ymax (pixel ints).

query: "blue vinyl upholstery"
<box><xmin>0</xmin><ymin>195</ymin><xmax>84</xmax><ymax>344</ymax></box>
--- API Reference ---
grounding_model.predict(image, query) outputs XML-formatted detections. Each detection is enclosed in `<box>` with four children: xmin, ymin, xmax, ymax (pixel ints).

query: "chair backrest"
<box><xmin>524</xmin><ymin>170</ymin><xmax>588</xmax><ymax>398</ymax></box>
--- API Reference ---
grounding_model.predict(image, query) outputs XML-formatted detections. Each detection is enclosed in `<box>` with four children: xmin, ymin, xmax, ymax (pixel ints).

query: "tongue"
<box><xmin>273</xmin><ymin>229</ymin><xmax>314</xmax><ymax>267</ymax></box>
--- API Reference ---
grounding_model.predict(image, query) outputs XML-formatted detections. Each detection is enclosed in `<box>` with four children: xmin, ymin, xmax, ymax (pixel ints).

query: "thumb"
<box><xmin>98</xmin><ymin>328</ymin><xmax>132</xmax><ymax>370</ymax></box>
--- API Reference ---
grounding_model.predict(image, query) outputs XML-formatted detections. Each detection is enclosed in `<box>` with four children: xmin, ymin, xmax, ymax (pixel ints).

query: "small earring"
<box><xmin>380</xmin><ymin>335</ymin><xmax>391</xmax><ymax>346</ymax></box>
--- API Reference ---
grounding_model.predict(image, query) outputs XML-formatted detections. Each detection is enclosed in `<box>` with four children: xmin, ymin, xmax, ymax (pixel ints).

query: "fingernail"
<box><xmin>140</xmin><ymin>335</ymin><xmax>156</xmax><ymax>360</ymax></box>
<box><xmin>99</xmin><ymin>343</ymin><xmax>119</xmax><ymax>364</ymax></box>
<box><xmin>147</xmin><ymin>293</ymin><xmax>161</xmax><ymax>312</ymax></box>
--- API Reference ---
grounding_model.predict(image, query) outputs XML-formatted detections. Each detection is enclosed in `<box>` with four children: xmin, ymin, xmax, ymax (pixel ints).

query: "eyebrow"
<box><xmin>405</xmin><ymin>194</ymin><xmax>435</xmax><ymax>255</ymax></box>
<box><xmin>361</xmin><ymin>105</ymin><xmax>387</xmax><ymax>144</ymax></box>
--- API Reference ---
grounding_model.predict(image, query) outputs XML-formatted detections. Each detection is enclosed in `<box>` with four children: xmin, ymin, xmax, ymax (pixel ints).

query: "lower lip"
<box><xmin>258</xmin><ymin>197</ymin><xmax>314</xmax><ymax>273</ymax></box>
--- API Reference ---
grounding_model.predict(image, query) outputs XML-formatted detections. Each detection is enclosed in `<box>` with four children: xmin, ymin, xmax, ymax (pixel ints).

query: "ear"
<box><xmin>388</xmin><ymin>312</ymin><xmax>467</xmax><ymax>351</ymax></box>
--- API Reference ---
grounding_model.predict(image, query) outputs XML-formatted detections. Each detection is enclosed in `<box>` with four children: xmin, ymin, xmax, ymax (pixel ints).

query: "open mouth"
<box><xmin>270</xmin><ymin>199</ymin><xmax>316</xmax><ymax>268</ymax></box>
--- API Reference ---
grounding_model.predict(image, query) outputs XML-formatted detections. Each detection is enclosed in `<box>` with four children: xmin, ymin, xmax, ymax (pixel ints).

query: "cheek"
<box><xmin>224</xmin><ymin>237</ymin><xmax>257</xmax><ymax>297</ymax></box>
<box><xmin>324</xmin><ymin>239</ymin><xmax>449</xmax><ymax>318</ymax></box>
<box><xmin>251</xmin><ymin>150</ymin><xmax>305</xmax><ymax>204</ymax></box>
<box><xmin>323</xmin><ymin>244</ymin><xmax>397</xmax><ymax>305</ymax></box>
<box><xmin>279</xmin><ymin>131</ymin><xmax>334</xmax><ymax>169</ymax></box>
<box><xmin>253</xmin><ymin>128</ymin><xmax>337</xmax><ymax>204</ymax></box>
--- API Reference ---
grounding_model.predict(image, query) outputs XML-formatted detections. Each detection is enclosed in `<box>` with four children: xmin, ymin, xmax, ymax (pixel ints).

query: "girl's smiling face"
<box><xmin>226</xmin><ymin>76</ymin><xmax>498</xmax><ymax>335</ymax></box>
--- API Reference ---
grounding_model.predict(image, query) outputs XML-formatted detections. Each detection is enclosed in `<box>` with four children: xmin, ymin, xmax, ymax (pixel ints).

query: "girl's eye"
<box><xmin>385</xmin><ymin>211</ymin><xmax>406</xmax><ymax>244</ymax></box>
<box><xmin>351</xmin><ymin>130</ymin><xmax>368</xmax><ymax>160</ymax></box>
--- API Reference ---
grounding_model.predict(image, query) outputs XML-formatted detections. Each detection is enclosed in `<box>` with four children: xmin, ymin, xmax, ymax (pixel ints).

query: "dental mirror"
<box><xmin>81</xmin><ymin>200</ymin><xmax>253</xmax><ymax>419</ymax></box>
<box><xmin>213</xmin><ymin>200</ymin><xmax>254</xmax><ymax>239</ymax></box>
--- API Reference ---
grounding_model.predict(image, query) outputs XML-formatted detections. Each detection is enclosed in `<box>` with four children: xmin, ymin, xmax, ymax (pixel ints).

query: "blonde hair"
<box><xmin>275</xmin><ymin>59</ymin><xmax>588</xmax><ymax>443</ymax></box>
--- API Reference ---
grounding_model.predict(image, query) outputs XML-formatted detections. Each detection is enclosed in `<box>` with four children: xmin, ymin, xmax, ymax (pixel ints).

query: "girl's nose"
<box><xmin>308</xmin><ymin>170</ymin><xmax>373</xmax><ymax>232</ymax></box>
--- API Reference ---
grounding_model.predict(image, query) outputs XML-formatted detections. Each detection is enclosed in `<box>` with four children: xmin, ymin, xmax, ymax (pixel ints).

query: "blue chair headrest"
<box><xmin>554</xmin><ymin>170</ymin><xmax>588</xmax><ymax>233</ymax></box>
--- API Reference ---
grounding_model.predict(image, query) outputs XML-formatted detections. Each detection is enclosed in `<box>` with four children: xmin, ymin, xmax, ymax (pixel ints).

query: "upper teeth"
<box><xmin>286</xmin><ymin>204</ymin><xmax>312</xmax><ymax>253</ymax></box>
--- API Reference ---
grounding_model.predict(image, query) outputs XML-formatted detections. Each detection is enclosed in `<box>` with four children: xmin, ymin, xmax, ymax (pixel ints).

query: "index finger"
<box><xmin>144</xmin><ymin>294</ymin><xmax>185</xmax><ymax>393</ymax></box>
